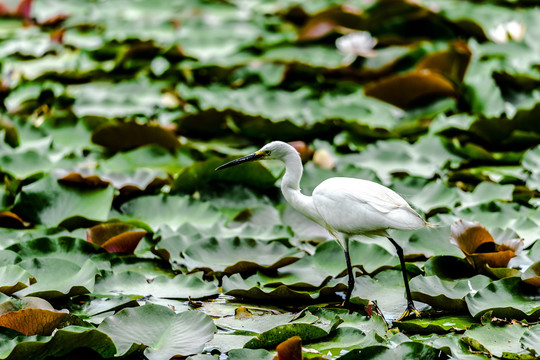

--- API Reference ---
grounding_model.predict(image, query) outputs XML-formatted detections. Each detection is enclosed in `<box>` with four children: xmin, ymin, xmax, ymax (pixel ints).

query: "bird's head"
<box><xmin>215</xmin><ymin>141</ymin><xmax>296</xmax><ymax>171</ymax></box>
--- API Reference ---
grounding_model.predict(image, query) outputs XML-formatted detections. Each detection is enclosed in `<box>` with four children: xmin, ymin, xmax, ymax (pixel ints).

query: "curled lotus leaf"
<box><xmin>450</xmin><ymin>219</ymin><xmax>524</xmax><ymax>271</ymax></box>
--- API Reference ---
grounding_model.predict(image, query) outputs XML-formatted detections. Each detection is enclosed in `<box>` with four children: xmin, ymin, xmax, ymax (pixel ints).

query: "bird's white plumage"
<box><xmin>312</xmin><ymin>177</ymin><xmax>425</xmax><ymax>236</ymax></box>
<box><xmin>216</xmin><ymin>141</ymin><xmax>427</xmax><ymax>319</ymax></box>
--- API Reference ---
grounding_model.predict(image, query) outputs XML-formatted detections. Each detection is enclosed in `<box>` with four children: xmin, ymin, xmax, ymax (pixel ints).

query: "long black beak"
<box><xmin>215</xmin><ymin>152</ymin><xmax>264</xmax><ymax>171</ymax></box>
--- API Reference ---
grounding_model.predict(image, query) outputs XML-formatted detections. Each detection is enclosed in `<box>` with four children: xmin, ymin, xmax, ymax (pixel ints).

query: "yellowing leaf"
<box><xmin>0</xmin><ymin>308</ymin><xmax>68</xmax><ymax>336</ymax></box>
<box><xmin>274</xmin><ymin>336</ymin><xmax>302</xmax><ymax>360</ymax></box>
<box><xmin>59</xmin><ymin>173</ymin><xmax>110</xmax><ymax>188</ymax></box>
<box><xmin>364</xmin><ymin>70</ymin><xmax>456</xmax><ymax>108</ymax></box>
<box><xmin>450</xmin><ymin>220</ymin><xmax>495</xmax><ymax>255</ymax></box>
<box><xmin>91</xmin><ymin>121</ymin><xmax>180</xmax><ymax>152</ymax></box>
<box><xmin>0</xmin><ymin>211</ymin><xmax>27</xmax><ymax>229</ymax></box>
<box><xmin>102</xmin><ymin>230</ymin><xmax>147</xmax><ymax>253</ymax></box>
<box><xmin>450</xmin><ymin>220</ymin><xmax>524</xmax><ymax>271</ymax></box>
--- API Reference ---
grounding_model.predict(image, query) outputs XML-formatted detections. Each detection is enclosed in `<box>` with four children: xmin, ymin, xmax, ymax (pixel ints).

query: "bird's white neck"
<box><xmin>280</xmin><ymin>151</ymin><xmax>322</xmax><ymax>224</ymax></box>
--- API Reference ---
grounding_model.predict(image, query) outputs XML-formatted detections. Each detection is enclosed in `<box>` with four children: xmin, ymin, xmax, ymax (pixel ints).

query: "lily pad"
<box><xmin>461</xmin><ymin>321</ymin><xmax>528</xmax><ymax>358</ymax></box>
<box><xmin>114</xmin><ymin>194</ymin><xmax>222</xmax><ymax>231</ymax></box>
<box><xmin>394</xmin><ymin>315</ymin><xmax>476</xmax><ymax>334</ymax></box>
<box><xmin>337</xmin><ymin>341</ymin><xmax>446</xmax><ymax>360</ymax></box>
<box><xmin>93</xmin><ymin>271</ymin><xmax>218</xmax><ymax>300</ymax></box>
<box><xmin>98</xmin><ymin>304</ymin><xmax>217</xmax><ymax>359</ymax></box>
<box><xmin>0</xmin><ymin>265</ymin><xmax>35</xmax><ymax>295</ymax></box>
<box><xmin>183</xmin><ymin>237</ymin><xmax>302</xmax><ymax>275</ymax></box>
<box><xmin>0</xmin><ymin>325</ymin><xmax>116</xmax><ymax>360</ymax></box>
<box><xmin>243</xmin><ymin>310</ymin><xmax>342</xmax><ymax>349</ymax></box>
<box><xmin>465</xmin><ymin>277</ymin><xmax>540</xmax><ymax>320</ymax></box>
<box><xmin>12</xmin><ymin>175</ymin><xmax>114</xmax><ymax>227</ymax></box>
<box><xmin>13</xmin><ymin>258</ymin><xmax>99</xmax><ymax>299</ymax></box>
<box><xmin>410</xmin><ymin>275</ymin><xmax>492</xmax><ymax>312</ymax></box>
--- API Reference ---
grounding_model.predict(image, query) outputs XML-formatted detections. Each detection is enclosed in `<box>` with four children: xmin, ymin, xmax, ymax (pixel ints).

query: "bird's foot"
<box><xmin>396</xmin><ymin>301</ymin><xmax>421</xmax><ymax>321</ymax></box>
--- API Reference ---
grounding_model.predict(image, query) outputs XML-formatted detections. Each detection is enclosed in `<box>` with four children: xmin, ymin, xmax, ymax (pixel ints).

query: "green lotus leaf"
<box><xmin>69</xmin><ymin>295</ymin><xmax>139</xmax><ymax>323</ymax></box>
<box><xmin>12</xmin><ymin>175</ymin><xmax>114</xmax><ymax>227</ymax></box>
<box><xmin>6</xmin><ymin>237</ymin><xmax>104</xmax><ymax>267</ymax></box>
<box><xmin>14</xmin><ymin>258</ymin><xmax>99</xmax><ymax>299</ymax></box>
<box><xmin>465</xmin><ymin>277</ymin><xmax>540</xmax><ymax>319</ymax></box>
<box><xmin>461</xmin><ymin>321</ymin><xmax>529</xmax><ymax>358</ymax></box>
<box><xmin>394</xmin><ymin>315</ymin><xmax>476</xmax><ymax>334</ymax></box>
<box><xmin>214</xmin><ymin>312</ymin><xmax>295</xmax><ymax>334</ymax></box>
<box><xmin>108</xmin><ymin>256</ymin><xmax>173</xmax><ymax>278</ymax></box>
<box><xmin>520</xmin><ymin>324</ymin><xmax>540</xmax><ymax>356</ymax></box>
<box><xmin>222</xmin><ymin>273</ymin><xmax>329</xmax><ymax>302</ymax></box>
<box><xmin>409</xmin><ymin>332</ymin><xmax>485</xmax><ymax>360</ymax></box>
<box><xmin>226</xmin><ymin>349</ymin><xmax>274</xmax><ymax>360</ymax></box>
<box><xmin>99</xmin><ymin>145</ymin><xmax>192</xmax><ymax>174</ymax></box>
<box><xmin>0</xmin><ymin>265</ymin><xmax>35</xmax><ymax>295</ymax></box>
<box><xmin>183</xmin><ymin>237</ymin><xmax>302</xmax><ymax>275</ymax></box>
<box><xmin>113</xmin><ymin>194</ymin><xmax>222</xmax><ymax>231</ymax></box>
<box><xmin>391</xmin><ymin>227</ymin><xmax>463</xmax><ymax>258</ymax></box>
<box><xmin>0</xmin><ymin>251</ymin><xmax>20</xmax><ymax>267</ymax></box>
<box><xmin>173</xmin><ymin>156</ymin><xmax>282</xmax><ymax>193</ymax></box>
<box><xmin>308</xmin><ymin>327</ymin><xmax>384</xmax><ymax>356</ymax></box>
<box><xmin>0</xmin><ymin>149</ymin><xmax>53</xmax><ymax>179</ymax></box>
<box><xmin>151</xmin><ymin>232</ymin><xmax>193</xmax><ymax>266</ymax></box>
<box><xmin>308</xmin><ymin>307</ymin><xmax>388</xmax><ymax>337</ymax></box>
<box><xmin>40</xmin><ymin>120</ymin><xmax>96</xmax><ymax>154</ymax></box>
<box><xmin>242</xmin><ymin>310</ymin><xmax>342</xmax><ymax>349</ymax></box>
<box><xmin>187</xmin><ymin>355</ymin><xmax>219</xmax><ymax>360</ymax></box>
<box><xmin>254</xmin><ymin>239</ymin><xmax>398</xmax><ymax>289</ymax></box>
<box><xmin>93</xmin><ymin>271</ymin><xmax>218</xmax><ymax>299</ymax></box>
<box><xmin>459</xmin><ymin>183</ymin><xmax>514</xmax><ymax>209</ymax></box>
<box><xmin>424</xmin><ymin>256</ymin><xmax>476</xmax><ymax>280</ymax></box>
<box><xmin>205</xmin><ymin>334</ymin><xmax>254</xmax><ymax>353</ymax></box>
<box><xmin>410</xmin><ymin>275</ymin><xmax>492</xmax><ymax>312</ymax></box>
<box><xmin>0</xmin><ymin>325</ymin><xmax>116</xmax><ymax>360</ymax></box>
<box><xmin>98</xmin><ymin>304</ymin><xmax>216</xmax><ymax>359</ymax></box>
<box><xmin>336</xmin><ymin>341</ymin><xmax>444</xmax><ymax>360</ymax></box>
<box><xmin>262</xmin><ymin>45</ymin><xmax>344</xmax><ymax>69</ymax></box>
<box><xmin>68</xmin><ymin>79</ymin><xmax>170</xmax><ymax>118</ymax></box>
<box><xmin>343</xmin><ymin>135</ymin><xmax>461</xmax><ymax>184</ymax></box>
<box><xmin>410</xmin><ymin>181</ymin><xmax>461</xmax><ymax>213</ymax></box>
<box><xmin>350</xmin><ymin>270</ymin><xmax>424</xmax><ymax>321</ymax></box>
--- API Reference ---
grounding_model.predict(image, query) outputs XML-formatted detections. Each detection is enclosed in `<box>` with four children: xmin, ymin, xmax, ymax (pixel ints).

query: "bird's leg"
<box><xmin>343</xmin><ymin>249</ymin><xmax>355</xmax><ymax>307</ymax></box>
<box><xmin>387</xmin><ymin>237</ymin><xmax>420</xmax><ymax>320</ymax></box>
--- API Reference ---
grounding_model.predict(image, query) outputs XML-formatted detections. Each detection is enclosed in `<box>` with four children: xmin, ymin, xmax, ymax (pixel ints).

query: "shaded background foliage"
<box><xmin>0</xmin><ymin>0</ymin><xmax>539</xmax><ymax>359</ymax></box>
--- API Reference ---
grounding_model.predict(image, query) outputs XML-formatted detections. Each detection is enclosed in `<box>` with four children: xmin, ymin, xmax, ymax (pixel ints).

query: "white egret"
<box><xmin>216</xmin><ymin>141</ymin><xmax>430</xmax><ymax>319</ymax></box>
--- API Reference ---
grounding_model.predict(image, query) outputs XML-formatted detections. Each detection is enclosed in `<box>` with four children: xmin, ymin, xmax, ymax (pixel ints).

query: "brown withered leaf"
<box><xmin>298</xmin><ymin>5</ymin><xmax>364</xmax><ymax>41</ymax></box>
<box><xmin>364</xmin><ymin>69</ymin><xmax>456</xmax><ymax>108</ymax></box>
<box><xmin>234</xmin><ymin>306</ymin><xmax>253</xmax><ymax>319</ymax></box>
<box><xmin>87</xmin><ymin>222</ymin><xmax>138</xmax><ymax>246</ymax></box>
<box><xmin>499</xmin><ymin>238</ymin><xmax>524</xmax><ymax>254</ymax></box>
<box><xmin>450</xmin><ymin>220</ymin><xmax>524</xmax><ymax>271</ymax></box>
<box><xmin>91</xmin><ymin>121</ymin><xmax>180</xmax><ymax>152</ymax></box>
<box><xmin>0</xmin><ymin>211</ymin><xmax>28</xmax><ymax>229</ymax></box>
<box><xmin>101</xmin><ymin>230</ymin><xmax>147</xmax><ymax>253</ymax></box>
<box><xmin>450</xmin><ymin>220</ymin><xmax>495</xmax><ymax>255</ymax></box>
<box><xmin>0</xmin><ymin>308</ymin><xmax>68</xmax><ymax>335</ymax></box>
<box><xmin>58</xmin><ymin>173</ymin><xmax>110</xmax><ymax>188</ymax></box>
<box><xmin>416</xmin><ymin>41</ymin><xmax>471</xmax><ymax>83</ymax></box>
<box><xmin>273</xmin><ymin>336</ymin><xmax>303</xmax><ymax>360</ymax></box>
<box><xmin>469</xmin><ymin>251</ymin><xmax>518</xmax><ymax>270</ymax></box>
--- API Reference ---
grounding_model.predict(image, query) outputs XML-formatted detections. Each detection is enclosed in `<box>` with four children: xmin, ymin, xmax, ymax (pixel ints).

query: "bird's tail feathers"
<box><xmin>424</xmin><ymin>220</ymin><xmax>438</xmax><ymax>228</ymax></box>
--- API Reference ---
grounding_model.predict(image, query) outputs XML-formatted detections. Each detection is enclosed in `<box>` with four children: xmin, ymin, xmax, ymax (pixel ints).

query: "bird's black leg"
<box><xmin>387</xmin><ymin>237</ymin><xmax>420</xmax><ymax>320</ymax></box>
<box><xmin>343</xmin><ymin>249</ymin><xmax>355</xmax><ymax>306</ymax></box>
